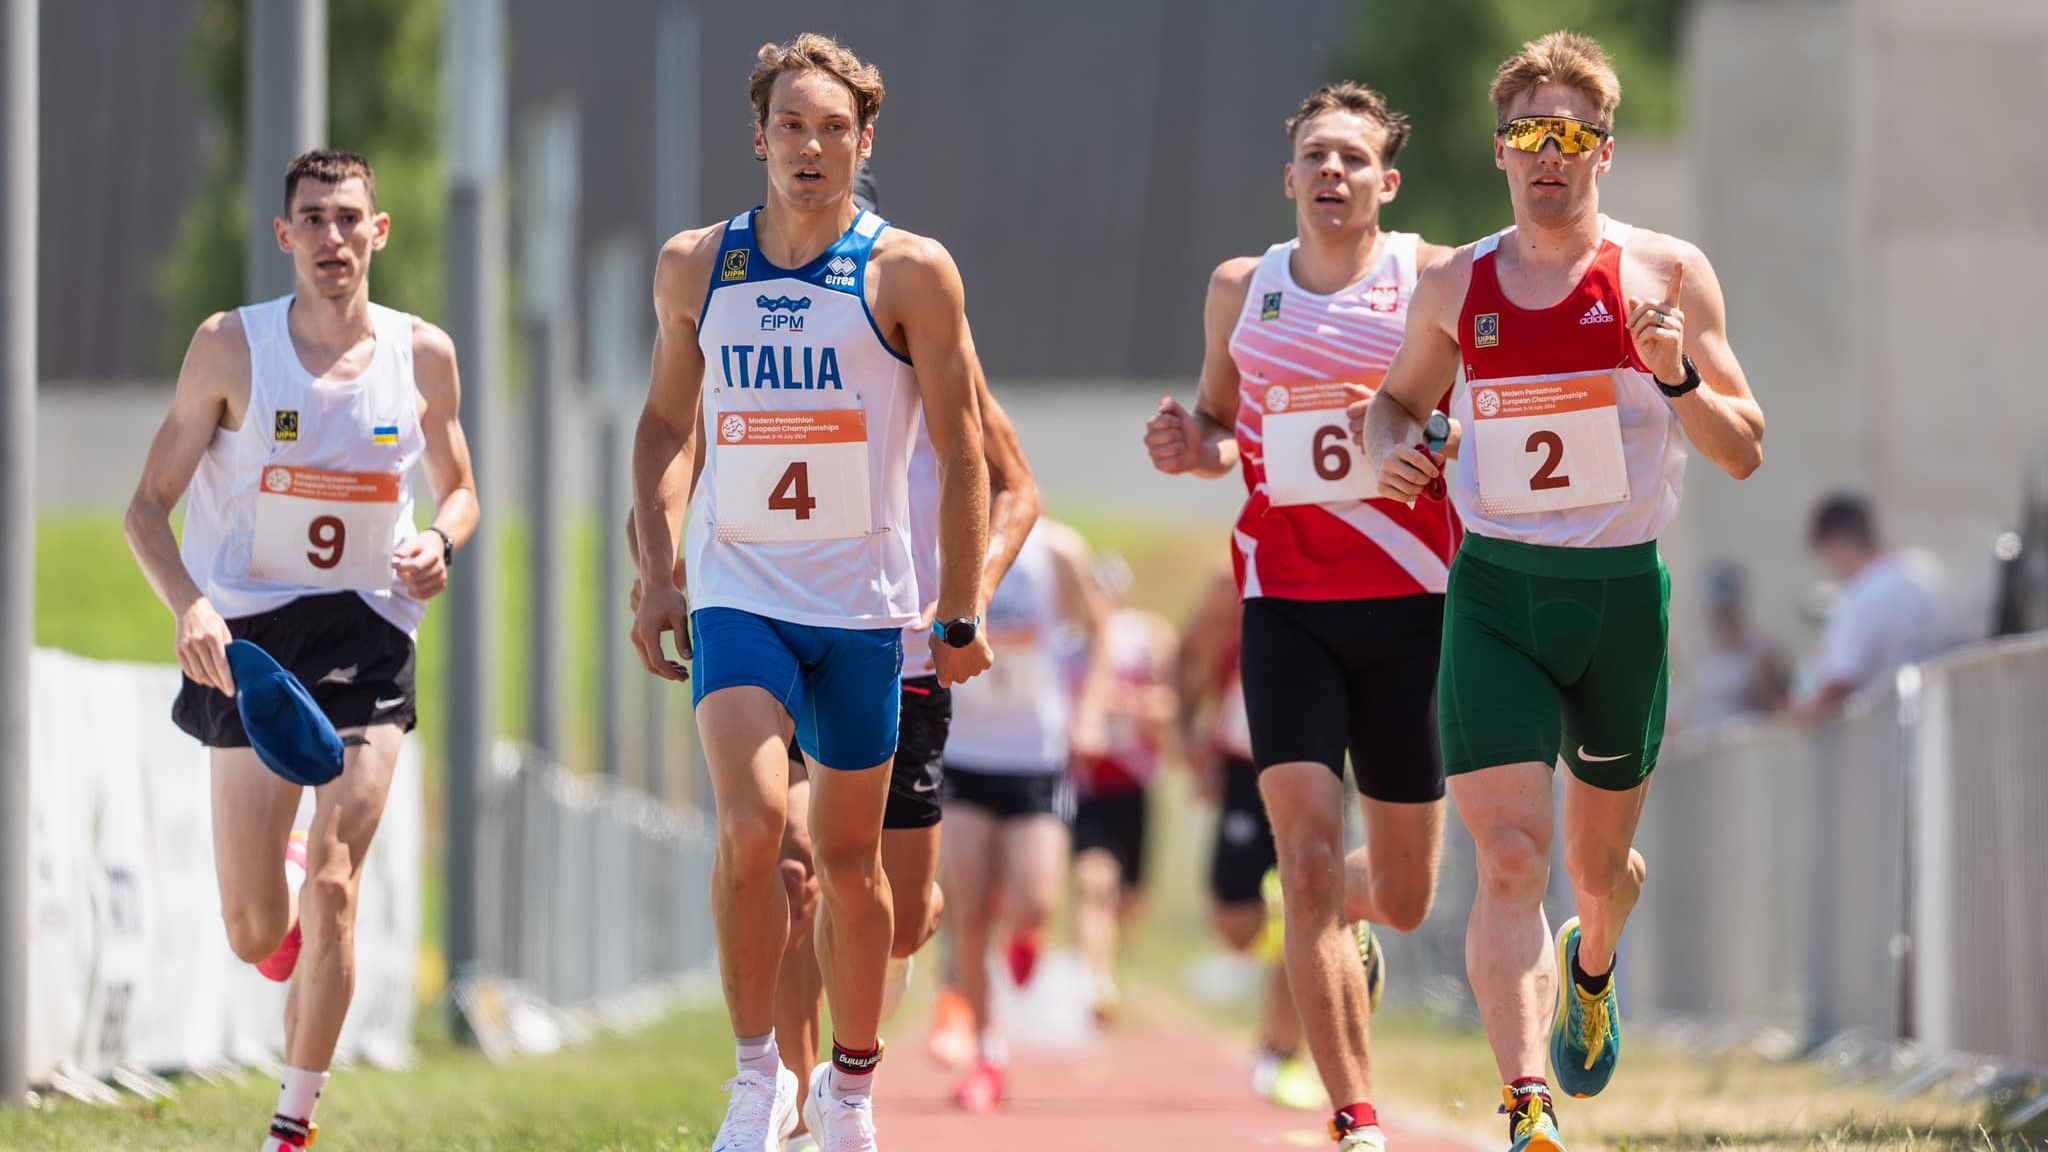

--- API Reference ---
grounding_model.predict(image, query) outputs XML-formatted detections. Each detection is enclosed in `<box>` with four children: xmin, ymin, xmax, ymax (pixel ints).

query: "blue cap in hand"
<box><xmin>226</xmin><ymin>639</ymin><xmax>345</xmax><ymax>786</ymax></box>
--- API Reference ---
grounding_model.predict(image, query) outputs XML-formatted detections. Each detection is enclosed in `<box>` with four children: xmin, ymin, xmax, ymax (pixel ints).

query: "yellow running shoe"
<box><xmin>1548</xmin><ymin>917</ymin><xmax>1622</xmax><ymax>1098</ymax></box>
<box><xmin>1352</xmin><ymin>922</ymin><xmax>1386</xmax><ymax>1015</ymax></box>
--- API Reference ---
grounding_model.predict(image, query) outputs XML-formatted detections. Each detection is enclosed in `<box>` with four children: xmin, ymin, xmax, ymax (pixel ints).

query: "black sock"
<box><xmin>1570</xmin><ymin>948</ymin><xmax>1612</xmax><ymax>995</ymax></box>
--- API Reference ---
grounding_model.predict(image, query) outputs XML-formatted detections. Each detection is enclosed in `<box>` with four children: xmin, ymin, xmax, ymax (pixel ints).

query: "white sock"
<box><xmin>259</xmin><ymin>1067</ymin><xmax>327</xmax><ymax>1150</ymax></box>
<box><xmin>276</xmin><ymin>1066</ymin><xmax>327</xmax><ymax>1121</ymax></box>
<box><xmin>736</xmin><ymin>1033</ymin><xmax>781</xmax><ymax>1080</ymax></box>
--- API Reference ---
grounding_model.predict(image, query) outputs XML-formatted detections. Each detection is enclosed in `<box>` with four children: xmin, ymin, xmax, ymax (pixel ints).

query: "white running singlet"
<box><xmin>688</xmin><ymin>208</ymin><xmax>923</xmax><ymax>629</ymax></box>
<box><xmin>180</xmin><ymin>295</ymin><xmax>428</xmax><ymax>636</ymax></box>
<box><xmin>944</xmin><ymin>524</ymin><xmax>1068</xmax><ymax>774</ymax></box>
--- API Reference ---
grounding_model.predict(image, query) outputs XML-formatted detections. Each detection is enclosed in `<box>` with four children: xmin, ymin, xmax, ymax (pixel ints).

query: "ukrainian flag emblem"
<box><xmin>372</xmin><ymin>424</ymin><xmax>400</xmax><ymax>445</ymax></box>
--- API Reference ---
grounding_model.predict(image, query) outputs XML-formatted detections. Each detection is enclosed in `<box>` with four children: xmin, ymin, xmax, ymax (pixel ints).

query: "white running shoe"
<box><xmin>781</xmin><ymin>1133</ymin><xmax>821</xmax><ymax>1152</ymax></box>
<box><xmin>1338</xmin><ymin>1126</ymin><xmax>1387</xmax><ymax>1152</ymax></box>
<box><xmin>803</xmin><ymin>1063</ymin><xmax>879</xmax><ymax>1152</ymax></box>
<box><xmin>879</xmin><ymin>955</ymin><xmax>914</xmax><ymax>1025</ymax></box>
<box><xmin>711</xmin><ymin>1065</ymin><xmax>798</xmax><ymax>1152</ymax></box>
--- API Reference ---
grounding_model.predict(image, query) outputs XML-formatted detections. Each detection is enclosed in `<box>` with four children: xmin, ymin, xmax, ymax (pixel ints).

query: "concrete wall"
<box><xmin>1677</xmin><ymin>0</ymin><xmax>2048</xmax><ymax>659</ymax></box>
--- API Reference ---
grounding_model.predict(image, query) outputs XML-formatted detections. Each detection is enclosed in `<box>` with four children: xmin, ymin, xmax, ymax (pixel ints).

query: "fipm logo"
<box><xmin>757</xmin><ymin>294</ymin><xmax>812</xmax><ymax>332</ymax></box>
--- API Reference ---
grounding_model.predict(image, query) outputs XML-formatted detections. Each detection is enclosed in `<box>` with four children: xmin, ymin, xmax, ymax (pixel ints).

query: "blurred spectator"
<box><xmin>1681</xmin><ymin>562</ymin><xmax>1789</xmax><ymax>728</ymax></box>
<box><xmin>1787</xmin><ymin>491</ymin><xmax>1958</xmax><ymax>722</ymax></box>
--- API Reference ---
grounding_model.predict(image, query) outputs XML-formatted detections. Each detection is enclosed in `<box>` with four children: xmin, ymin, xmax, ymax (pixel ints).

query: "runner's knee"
<box><xmin>891</xmin><ymin>881</ymin><xmax>938</xmax><ymax>958</ymax></box>
<box><xmin>1565</xmin><ymin>841</ymin><xmax>1640</xmax><ymax>902</ymax></box>
<box><xmin>222</xmin><ymin>903</ymin><xmax>291</xmax><ymax>964</ymax></box>
<box><xmin>1274</xmin><ymin>834</ymin><xmax>1342</xmax><ymax>914</ymax></box>
<box><xmin>1370</xmin><ymin>873</ymin><xmax>1434</xmax><ymax>934</ymax></box>
<box><xmin>1473</xmin><ymin>829</ymin><xmax>1550</xmax><ymax>903</ymax></box>
<box><xmin>717</xmin><ymin>809</ymin><xmax>785</xmax><ymax>877</ymax></box>
<box><xmin>299</xmin><ymin>867</ymin><xmax>360</xmax><ymax>948</ymax></box>
<box><xmin>781</xmin><ymin>855</ymin><xmax>819</xmax><ymax>927</ymax></box>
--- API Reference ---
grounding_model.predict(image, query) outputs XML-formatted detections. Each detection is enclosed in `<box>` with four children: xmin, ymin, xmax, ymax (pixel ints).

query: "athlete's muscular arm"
<box><xmin>975</xmin><ymin>378</ymin><xmax>1041</xmax><ymax>604</ymax></box>
<box><xmin>1144</xmin><ymin>257</ymin><xmax>1255</xmax><ymax>480</ymax></box>
<box><xmin>629</xmin><ymin>225</ymin><xmax>719</xmax><ymax>681</ymax></box>
<box><xmin>882</xmin><ymin>233</ymin><xmax>994</xmax><ymax>686</ymax></box>
<box><xmin>394</xmin><ymin>320</ymin><xmax>479</xmax><ymax>601</ymax></box>
<box><xmin>1043</xmin><ymin>522</ymin><xmax>1116</xmax><ymax>757</ymax></box>
<box><xmin>125</xmin><ymin>312</ymin><xmax>248</xmax><ymax>695</ymax></box>
<box><xmin>1357</xmin><ymin>250</ymin><xmax>1469</xmax><ymax>501</ymax></box>
<box><xmin>1625</xmin><ymin>238</ymin><xmax>1765</xmax><ymax>480</ymax></box>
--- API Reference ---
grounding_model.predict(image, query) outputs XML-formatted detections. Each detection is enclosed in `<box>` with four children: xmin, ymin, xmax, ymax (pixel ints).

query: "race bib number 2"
<box><xmin>714</xmin><ymin>409</ymin><xmax>873</xmax><ymax>542</ymax></box>
<box><xmin>1472</xmin><ymin>373</ymin><xmax>1630</xmax><ymax>516</ymax></box>
<box><xmin>250</xmin><ymin>466</ymin><xmax>403</xmax><ymax>591</ymax></box>
<box><xmin>1260</xmin><ymin>378</ymin><xmax>1378</xmax><ymax>507</ymax></box>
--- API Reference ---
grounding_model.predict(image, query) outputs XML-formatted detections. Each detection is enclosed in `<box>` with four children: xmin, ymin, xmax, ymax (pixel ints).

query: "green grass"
<box><xmin>0</xmin><ymin>1006</ymin><xmax>737</xmax><ymax>1151</ymax></box>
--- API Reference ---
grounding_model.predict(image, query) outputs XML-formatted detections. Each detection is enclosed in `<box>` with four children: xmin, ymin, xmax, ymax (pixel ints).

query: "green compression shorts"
<box><xmin>1438</xmin><ymin>533</ymin><xmax>1669</xmax><ymax>791</ymax></box>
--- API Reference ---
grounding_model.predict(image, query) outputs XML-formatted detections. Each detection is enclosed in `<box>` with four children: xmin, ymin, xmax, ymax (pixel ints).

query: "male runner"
<box><xmin>1355</xmin><ymin>31</ymin><xmax>1765</xmax><ymax>1152</ymax></box>
<box><xmin>126</xmin><ymin>150</ymin><xmax>478</xmax><ymax>1151</ymax></box>
<box><xmin>1177</xmin><ymin>567</ymin><xmax>1318</xmax><ymax>1108</ymax></box>
<box><xmin>1142</xmin><ymin>82</ymin><xmax>1458</xmax><ymax>1151</ymax></box>
<box><xmin>1068</xmin><ymin>553</ymin><xmax>1175</xmax><ymax>1022</ymax></box>
<box><xmin>937</xmin><ymin>518</ymin><xmax>1113</xmax><ymax>1112</ymax></box>
<box><xmin>629</xmin><ymin>35</ymin><xmax>992</xmax><ymax>1152</ymax></box>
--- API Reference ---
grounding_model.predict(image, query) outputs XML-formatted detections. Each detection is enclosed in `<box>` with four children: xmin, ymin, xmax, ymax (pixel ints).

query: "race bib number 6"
<box><xmin>1472</xmin><ymin>373</ymin><xmax>1630</xmax><ymax>516</ymax></box>
<box><xmin>714</xmin><ymin>409</ymin><xmax>874</xmax><ymax>542</ymax></box>
<box><xmin>250</xmin><ymin>466</ymin><xmax>403</xmax><ymax>591</ymax></box>
<box><xmin>1260</xmin><ymin>378</ymin><xmax>1378</xmax><ymax>507</ymax></box>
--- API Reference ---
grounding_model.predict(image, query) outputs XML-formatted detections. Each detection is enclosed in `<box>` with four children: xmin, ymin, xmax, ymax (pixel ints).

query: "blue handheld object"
<box><xmin>226</xmin><ymin>639</ymin><xmax>345</xmax><ymax>786</ymax></box>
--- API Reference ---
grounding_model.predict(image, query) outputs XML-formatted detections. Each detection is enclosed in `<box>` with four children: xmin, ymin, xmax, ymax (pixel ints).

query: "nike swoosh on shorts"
<box><xmin>374</xmin><ymin>696</ymin><xmax>407</xmax><ymax>712</ymax></box>
<box><xmin>1577</xmin><ymin>746</ymin><xmax>1631</xmax><ymax>763</ymax></box>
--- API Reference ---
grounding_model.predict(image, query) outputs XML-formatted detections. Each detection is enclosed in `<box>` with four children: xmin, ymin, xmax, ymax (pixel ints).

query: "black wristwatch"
<box><xmin>932</xmin><ymin>615</ymin><xmax>981</xmax><ymax>649</ymax></box>
<box><xmin>426</xmin><ymin>526</ymin><xmax>455</xmax><ymax>568</ymax></box>
<box><xmin>1656</xmin><ymin>354</ymin><xmax>1702</xmax><ymax>399</ymax></box>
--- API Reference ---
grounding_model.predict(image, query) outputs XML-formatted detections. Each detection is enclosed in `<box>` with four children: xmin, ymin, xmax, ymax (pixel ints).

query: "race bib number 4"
<box><xmin>250</xmin><ymin>466</ymin><xmax>403</xmax><ymax>591</ymax></box>
<box><xmin>714</xmin><ymin>409</ymin><xmax>873</xmax><ymax>542</ymax></box>
<box><xmin>1260</xmin><ymin>378</ymin><xmax>1378</xmax><ymax>507</ymax></box>
<box><xmin>1471</xmin><ymin>373</ymin><xmax>1630</xmax><ymax>516</ymax></box>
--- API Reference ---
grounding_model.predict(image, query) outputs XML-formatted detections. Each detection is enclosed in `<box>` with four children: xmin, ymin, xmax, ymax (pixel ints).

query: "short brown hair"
<box><xmin>1490</xmin><ymin>31</ymin><xmax>1622</xmax><ymax>131</ymax></box>
<box><xmin>1284</xmin><ymin>82</ymin><xmax>1412</xmax><ymax>165</ymax></box>
<box><xmin>749</xmin><ymin>33</ymin><xmax>885</xmax><ymax>129</ymax></box>
<box><xmin>283</xmin><ymin>149</ymin><xmax>376</xmax><ymax>213</ymax></box>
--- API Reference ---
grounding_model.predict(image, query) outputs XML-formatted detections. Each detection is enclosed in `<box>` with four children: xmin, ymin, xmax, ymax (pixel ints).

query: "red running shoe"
<box><xmin>256</xmin><ymin>833</ymin><xmax>308</xmax><ymax>983</ymax></box>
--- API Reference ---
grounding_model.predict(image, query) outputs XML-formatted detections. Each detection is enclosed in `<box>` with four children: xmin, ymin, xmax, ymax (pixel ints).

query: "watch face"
<box><xmin>943</xmin><ymin>620</ymin><xmax>975</xmax><ymax>647</ymax></box>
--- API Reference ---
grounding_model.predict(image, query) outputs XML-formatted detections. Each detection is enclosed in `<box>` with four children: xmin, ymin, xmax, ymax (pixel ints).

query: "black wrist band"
<box><xmin>1657</xmin><ymin>354</ymin><xmax>1702</xmax><ymax>399</ymax></box>
<box><xmin>427</xmin><ymin>526</ymin><xmax>455</xmax><ymax>567</ymax></box>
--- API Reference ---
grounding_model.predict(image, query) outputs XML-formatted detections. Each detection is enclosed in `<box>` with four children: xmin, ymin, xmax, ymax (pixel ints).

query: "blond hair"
<box><xmin>749</xmin><ymin>33</ymin><xmax>885</xmax><ymax>128</ymax></box>
<box><xmin>1490</xmin><ymin>31</ymin><xmax>1621</xmax><ymax>131</ymax></box>
<box><xmin>1284</xmin><ymin>82</ymin><xmax>1411</xmax><ymax>165</ymax></box>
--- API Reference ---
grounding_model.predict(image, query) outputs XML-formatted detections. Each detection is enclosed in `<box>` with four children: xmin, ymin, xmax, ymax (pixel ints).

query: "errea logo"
<box><xmin>1580</xmin><ymin>300</ymin><xmax>1615</xmax><ymax>325</ymax></box>
<box><xmin>824</xmin><ymin>255</ymin><xmax>857</xmax><ymax>288</ymax></box>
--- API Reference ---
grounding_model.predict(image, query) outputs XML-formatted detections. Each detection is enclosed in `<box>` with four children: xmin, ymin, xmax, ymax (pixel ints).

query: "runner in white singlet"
<box><xmin>126</xmin><ymin>150</ymin><xmax>479</xmax><ymax>1152</ymax></box>
<box><xmin>935</xmin><ymin>519</ymin><xmax>1114</xmax><ymax>1114</ymax></box>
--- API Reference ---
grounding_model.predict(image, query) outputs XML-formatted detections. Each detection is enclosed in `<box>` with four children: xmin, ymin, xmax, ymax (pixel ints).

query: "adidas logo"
<box><xmin>1579</xmin><ymin>300</ymin><xmax>1615</xmax><ymax>325</ymax></box>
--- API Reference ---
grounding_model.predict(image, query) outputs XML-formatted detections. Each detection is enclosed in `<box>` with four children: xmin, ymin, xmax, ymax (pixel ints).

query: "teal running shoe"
<box><xmin>1502</xmin><ymin>1087</ymin><xmax>1564</xmax><ymax>1152</ymax></box>
<box><xmin>1548</xmin><ymin>917</ymin><xmax>1621</xmax><ymax>1098</ymax></box>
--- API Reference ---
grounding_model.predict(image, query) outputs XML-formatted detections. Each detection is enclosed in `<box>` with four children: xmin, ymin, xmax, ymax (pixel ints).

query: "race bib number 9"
<box><xmin>250</xmin><ymin>466</ymin><xmax>403</xmax><ymax>591</ymax></box>
<box><xmin>1472</xmin><ymin>373</ymin><xmax>1630</xmax><ymax>516</ymax></box>
<box><xmin>714</xmin><ymin>409</ymin><xmax>873</xmax><ymax>542</ymax></box>
<box><xmin>1260</xmin><ymin>378</ymin><xmax>1377</xmax><ymax>507</ymax></box>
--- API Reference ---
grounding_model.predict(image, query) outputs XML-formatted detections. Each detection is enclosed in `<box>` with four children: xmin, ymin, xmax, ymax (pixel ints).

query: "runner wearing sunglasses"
<box><xmin>1352</xmin><ymin>31</ymin><xmax>1764</xmax><ymax>1152</ymax></box>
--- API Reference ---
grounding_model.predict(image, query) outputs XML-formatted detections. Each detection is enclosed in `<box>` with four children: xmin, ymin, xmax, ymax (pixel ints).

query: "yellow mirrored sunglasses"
<box><xmin>1496</xmin><ymin>116</ymin><xmax>1609</xmax><ymax>155</ymax></box>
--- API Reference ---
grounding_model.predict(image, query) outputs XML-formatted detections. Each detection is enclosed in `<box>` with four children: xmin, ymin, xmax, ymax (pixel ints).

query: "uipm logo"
<box><xmin>757</xmin><ymin>294</ymin><xmax>812</xmax><ymax>332</ymax></box>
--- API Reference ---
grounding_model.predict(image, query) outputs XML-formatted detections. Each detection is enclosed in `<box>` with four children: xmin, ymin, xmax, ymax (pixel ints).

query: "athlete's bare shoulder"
<box><xmin>1409</xmin><ymin>241</ymin><xmax>1479</xmax><ymax>335</ymax></box>
<box><xmin>1208</xmin><ymin>256</ymin><xmax>1260</xmax><ymax>303</ymax></box>
<box><xmin>652</xmin><ymin>222</ymin><xmax>728</xmax><ymax>330</ymax></box>
<box><xmin>410</xmin><ymin>317</ymin><xmax>459</xmax><ymax>402</ymax></box>
<box><xmin>869</xmin><ymin>225</ymin><xmax>962</xmax><ymax>303</ymax></box>
<box><xmin>182</xmin><ymin>309</ymin><xmax>252</xmax><ymax>401</ymax></box>
<box><xmin>1617</xmin><ymin>225</ymin><xmax>1711</xmax><ymax>298</ymax></box>
<box><xmin>1414</xmin><ymin>239</ymin><xmax>1458</xmax><ymax>271</ymax></box>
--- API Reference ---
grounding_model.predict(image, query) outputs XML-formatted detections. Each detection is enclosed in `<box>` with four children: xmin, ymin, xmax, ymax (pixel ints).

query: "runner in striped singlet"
<box><xmin>1142</xmin><ymin>82</ymin><xmax>1462</xmax><ymax>1152</ymax></box>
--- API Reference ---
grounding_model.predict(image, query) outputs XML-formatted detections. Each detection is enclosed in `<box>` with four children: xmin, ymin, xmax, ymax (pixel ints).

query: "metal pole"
<box><xmin>651</xmin><ymin>0</ymin><xmax>698</xmax><ymax>808</ymax></box>
<box><xmin>588</xmin><ymin>235</ymin><xmax>641</xmax><ymax>785</ymax></box>
<box><xmin>244</xmin><ymin>0</ymin><xmax>326</xmax><ymax>302</ymax></box>
<box><xmin>519</xmin><ymin>106</ymin><xmax>576</xmax><ymax>762</ymax></box>
<box><xmin>442</xmin><ymin>0</ymin><xmax>505</xmax><ymax>1036</ymax></box>
<box><xmin>0</xmin><ymin>0</ymin><xmax>35</xmax><ymax>1108</ymax></box>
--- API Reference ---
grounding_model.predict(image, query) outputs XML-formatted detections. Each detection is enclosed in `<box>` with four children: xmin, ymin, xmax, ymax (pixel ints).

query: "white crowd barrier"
<box><xmin>26</xmin><ymin>649</ymin><xmax>421</xmax><ymax>1090</ymax></box>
